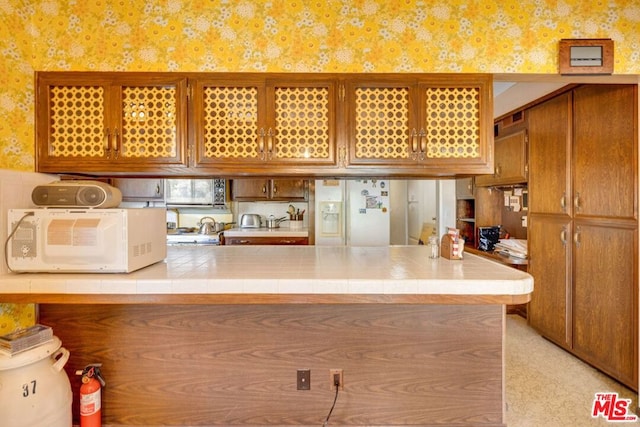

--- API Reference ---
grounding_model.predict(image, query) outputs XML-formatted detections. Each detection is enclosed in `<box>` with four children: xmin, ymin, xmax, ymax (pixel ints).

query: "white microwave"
<box><xmin>7</xmin><ymin>208</ymin><xmax>166</xmax><ymax>273</ymax></box>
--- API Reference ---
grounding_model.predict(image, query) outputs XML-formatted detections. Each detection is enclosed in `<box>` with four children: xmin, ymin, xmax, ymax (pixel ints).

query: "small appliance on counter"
<box><xmin>7</xmin><ymin>208</ymin><xmax>166</xmax><ymax>273</ymax></box>
<box><xmin>31</xmin><ymin>180</ymin><xmax>122</xmax><ymax>208</ymax></box>
<box><xmin>477</xmin><ymin>226</ymin><xmax>501</xmax><ymax>251</ymax></box>
<box><xmin>239</xmin><ymin>213</ymin><xmax>262</xmax><ymax>228</ymax></box>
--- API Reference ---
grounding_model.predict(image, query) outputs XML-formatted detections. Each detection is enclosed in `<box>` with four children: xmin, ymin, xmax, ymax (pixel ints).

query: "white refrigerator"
<box><xmin>315</xmin><ymin>179</ymin><xmax>390</xmax><ymax>246</ymax></box>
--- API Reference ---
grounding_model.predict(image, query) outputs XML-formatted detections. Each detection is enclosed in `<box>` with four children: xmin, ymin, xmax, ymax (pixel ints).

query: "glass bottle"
<box><xmin>428</xmin><ymin>235</ymin><xmax>439</xmax><ymax>259</ymax></box>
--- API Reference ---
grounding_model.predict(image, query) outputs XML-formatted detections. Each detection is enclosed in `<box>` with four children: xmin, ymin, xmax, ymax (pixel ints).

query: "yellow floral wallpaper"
<box><xmin>0</xmin><ymin>304</ymin><xmax>36</xmax><ymax>335</ymax></box>
<box><xmin>1</xmin><ymin>0</ymin><xmax>639</xmax><ymax>333</ymax></box>
<box><xmin>1</xmin><ymin>0</ymin><xmax>639</xmax><ymax>172</ymax></box>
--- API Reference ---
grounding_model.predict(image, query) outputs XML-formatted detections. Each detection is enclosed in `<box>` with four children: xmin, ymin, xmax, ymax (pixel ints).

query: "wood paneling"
<box><xmin>39</xmin><ymin>304</ymin><xmax>506</xmax><ymax>426</ymax></box>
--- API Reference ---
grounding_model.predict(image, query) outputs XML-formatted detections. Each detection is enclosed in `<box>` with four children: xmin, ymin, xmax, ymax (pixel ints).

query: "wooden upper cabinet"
<box><xmin>345</xmin><ymin>79</ymin><xmax>414</xmax><ymax>166</ymax></box>
<box><xmin>35</xmin><ymin>72</ymin><xmax>493</xmax><ymax>177</ymax></box>
<box><xmin>111</xmin><ymin>178</ymin><xmax>164</xmax><ymax>202</ymax></box>
<box><xmin>572</xmin><ymin>85</ymin><xmax>637</xmax><ymax>220</ymax></box>
<box><xmin>192</xmin><ymin>75</ymin><xmax>337</xmax><ymax>169</ymax></box>
<box><xmin>344</xmin><ymin>74</ymin><xmax>493</xmax><ymax>174</ymax></box>
<box><xmin>527</xmin><ymin>92</ymin><xmax>572</xmax><ymax>215</ymax></box>
<box><xmin>36</xmin><ymin>72</ymin><xmax>188</xmax><ymax>174</ymax></box>
<box><xmin>231</xmin><ymin>179</ymin><xmax>308</xmax><ymax>201</ymax></box>
<box><xmin>191</xmin><ymin>77</ymin><xmax>264</xmax><ymax>166</ymax></box>
<box><xmin>475</xmin><ymin>129</ymin><xmax>527</xmax><ymax>187</ymax></box>
<box><xmin>528</xmin><ymin>85</ymin><xmax>637</xmax><ymax>219</ymax></box>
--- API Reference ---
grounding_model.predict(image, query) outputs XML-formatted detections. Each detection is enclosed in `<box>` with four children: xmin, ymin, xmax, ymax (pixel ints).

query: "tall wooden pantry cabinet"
<box><xmin>527</xmin><ymin>85</ymin><xmax>638</xmax><ymax>389</ymax></box>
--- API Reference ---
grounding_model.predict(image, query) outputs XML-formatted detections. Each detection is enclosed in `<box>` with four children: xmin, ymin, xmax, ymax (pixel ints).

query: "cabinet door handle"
<box><xmin>560</xmin><ymin>227</ymin><xmax>567</xmax><ymax>245</ymax></box>
<box><xmin>267</xmin><ymin>128</ymin><xmax>274</xmax><ymax>159</ymax></box>
<box><xmin>273</xmin><ymin>184</ymin><xmax>277</xmax><ymax>194</ymax></box>
<box><xmin>419</xmin><ymin>129</ymin><xmax>426</xmax><ymax>160</ymax></box>
<box><xmin>338</xmin><ymin>146</ymin><xmax>346</xmax><ymax>168</ymax></box>
<box><xmin>262</xmin><ymin>184</ymin><xmax>267</xmax><ymax>194</ymax></box>
<box><xmin>495</xmin><ymin>165</ymin><xmax>502</xmax><ymax>177</ymax></box>
<box><xmin>113</xmin><ymin>128</ymin><xmax>120</xmax><ymax>159</ymax></box>
<box><xmin>573</xmin><ymin>227</ymin><xmax>581</xmax><ymax>247</ymax></box>
<box><xmin>574</xmin><ymin>192</ymin><xmax>581</xmax><ymax>212</ymax></box>
<box><xmin>560</xmin><ymin>193</ymin><xmax>566</xmax><ymax>211</ymax></box>
<box><xmin>104</xmin><ymin>128</ymin><xmax>111</xmax><ymax>158</ymax></box>
<box><xmin>410</xmin><ymin>128</ymin><xmax>418</xmax><ymax>153</ymax></box>
<box><xmin>258</xmin><ymin>128</ymin><xmax>265</xmax><ymax>152</ymax></box>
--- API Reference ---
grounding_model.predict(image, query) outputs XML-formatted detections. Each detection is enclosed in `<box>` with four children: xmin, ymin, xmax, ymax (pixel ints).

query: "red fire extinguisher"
<box><xmin>76</xmin><ymin>364</ymin><xmax>106</xmax><ymax>427</ymax></box>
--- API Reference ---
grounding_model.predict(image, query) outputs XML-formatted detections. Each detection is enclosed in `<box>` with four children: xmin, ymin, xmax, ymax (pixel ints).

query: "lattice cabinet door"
<box><xmin>346</xmin><ymin>80</ymin><xmax>417</xmax><ymax>166</ymax></box>
<box><xmin>36</xmin><ymin>73</ymin><xmax>188</xmax><ymax>174</ymax></box>
<box><xmin>193</xmin><ymin>78</ymin><xmax>337</xmax><ymax>168</ymax></box>
<box><xmin>345</xmin><ymin>76</ymin><xmax>493</xmax><ymax>174</ymax></box>
<box><xmin>193</xmin><ymin>78</ymin><xmax>266</xmax><ymax>166</ymax></box>
<box><xmin>116</xmin><ymin>78</ymin><xmax>187</xmax><ymax>166</ymax></box>
<box><xmin>416</xmin><ymin>76</ymin><xmax>493</xmax><ymax>172</ymax></box>
<box><xmin>266</xmin><ymin>81</ymin><xmax>336</xmax><ymax>165</ymax></box>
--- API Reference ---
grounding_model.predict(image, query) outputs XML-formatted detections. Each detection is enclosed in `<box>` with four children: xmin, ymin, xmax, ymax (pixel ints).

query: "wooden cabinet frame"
<box><xmin>527</xmin><ymin>84</ymin><xmax>638</xmax><ymax>389</ymax></box>
<box><xmin>35</xmin><ymin>72</ymin><xmax>494</xmax><ymax>178</ymax></box>
<box><xmin>36</xmin><ymin>72</ymin><xmax>189</xmax><ymax>174</ymax></box>
<box><xmin>343</xmin><ymin>74</ymin><xmax>493</xmax><ymax>175</ymax></box>
<box><xmin>190</xmin><ymin>75</ymin><xmax>338</xmax><ymax>171</ymax></box>
<box><xmin>475</xmin><ymin>129</ymin><xmax>528</xmax><ymax>187</ymax></box>
<box><xmin>231</xmin><ymin>178</ymin><xmax>308</xmax><ymax>201</ymax></box>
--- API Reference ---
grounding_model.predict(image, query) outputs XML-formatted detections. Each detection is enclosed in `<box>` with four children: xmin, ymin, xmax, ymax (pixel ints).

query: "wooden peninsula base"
<box><xmin>2</xmin><ymin>246</ymin><xmax>532</xmax><ymax>426</ymax></box>
<box><xmin>40</xmin><ymin>303</ymin><xmax>506</xmax><ymax>427</ymax></box>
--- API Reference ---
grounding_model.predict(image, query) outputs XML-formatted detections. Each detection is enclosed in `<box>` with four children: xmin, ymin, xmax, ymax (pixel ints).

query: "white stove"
<box><xmin>166</xmin><ymin>232</ymin><xmax>220</xmax><ymax>246</ymax></box>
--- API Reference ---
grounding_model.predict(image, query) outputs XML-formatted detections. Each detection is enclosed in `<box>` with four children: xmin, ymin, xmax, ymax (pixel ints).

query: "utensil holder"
<box><xmin>440</xmin><ymin>234</ymin><xmax>464</xmax><ymax>260</ymax></box>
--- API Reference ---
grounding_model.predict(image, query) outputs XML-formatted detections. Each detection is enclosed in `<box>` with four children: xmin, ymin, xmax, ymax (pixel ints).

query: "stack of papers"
<box><xmin>0</xmin><ymin>324</ymin><xmax>53</xmax><ymax>356</ymax></box>
<box><xmin>494</xmin><ymin>239</ymin><xmax>528</xmax><ymax>259</ymax></box>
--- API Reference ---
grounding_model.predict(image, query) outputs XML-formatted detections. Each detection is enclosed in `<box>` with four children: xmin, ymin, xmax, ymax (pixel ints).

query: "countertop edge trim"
<box><xmin>0</xmin><ymin>292</ymin><xmax>531</xmax><ymax>305</ymax></box>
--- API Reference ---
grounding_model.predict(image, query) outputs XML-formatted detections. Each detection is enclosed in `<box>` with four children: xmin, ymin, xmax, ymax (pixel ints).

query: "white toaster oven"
<box><xmin>6</xmin><ymin>208</ymin><xmax>166</xmax><ymax>273</ymax></box>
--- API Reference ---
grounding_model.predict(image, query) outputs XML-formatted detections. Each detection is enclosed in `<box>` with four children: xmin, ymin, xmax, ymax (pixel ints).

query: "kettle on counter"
<box><xmin>198</xmin><ymin>216</ymin><xmax>218</xmax><ymax>234</ymax></box>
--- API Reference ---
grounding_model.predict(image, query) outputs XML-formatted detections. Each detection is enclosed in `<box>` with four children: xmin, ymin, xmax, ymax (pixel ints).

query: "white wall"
<box><xmin>436</xmin><ymin>180</ymin><xmax>457</xmax><ymax>239</ymax></box>
<box><xmin>389</xmin><ymin>180</ymin><xmax>407</xmax><ymax>245</ymax></box>
<box><xmin>405</xmin><ymin>180</ymin><xmax>437</xmax><ymax>245</ymax></box>
<box><xmin>0</xmin><ymin>170</ymin><xmax>58</xmax><ymax>274</ymax></box>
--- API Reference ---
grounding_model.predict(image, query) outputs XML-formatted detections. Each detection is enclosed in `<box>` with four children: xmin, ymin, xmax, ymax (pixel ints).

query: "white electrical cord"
<box><xmin>3</xmin><ymin>212</ymin><xmax>34</xmax><ymax>273</ymax></box>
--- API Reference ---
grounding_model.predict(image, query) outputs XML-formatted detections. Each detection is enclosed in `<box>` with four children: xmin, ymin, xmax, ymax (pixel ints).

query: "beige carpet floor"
<box><xmin>506</xmin><ymin>314</ymin><xmax>637</xmax><ymax>426</ymax></box>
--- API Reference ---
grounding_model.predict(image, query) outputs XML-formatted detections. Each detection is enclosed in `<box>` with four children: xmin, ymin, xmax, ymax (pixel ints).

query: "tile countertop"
<box><xmin>223</xmin><ymin>227</ymin><xmax>309</xmax><ymax>237</ymax></box>
<box><xmin>0</xmin><ymin>246</ymin><xmax>533</xmax><ymax>305</ymax></box>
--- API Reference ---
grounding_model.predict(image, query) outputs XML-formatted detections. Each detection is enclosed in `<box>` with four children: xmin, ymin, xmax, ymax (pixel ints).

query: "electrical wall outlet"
<box><xmin>297</xmin><ymin>369</ymin><xmax>310</xmax><ymax>390</ymax></box>
<box><xmin>329</xmin><ymin>368</ymin><xmax>343</xmax><ymax>390</ymax></box>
